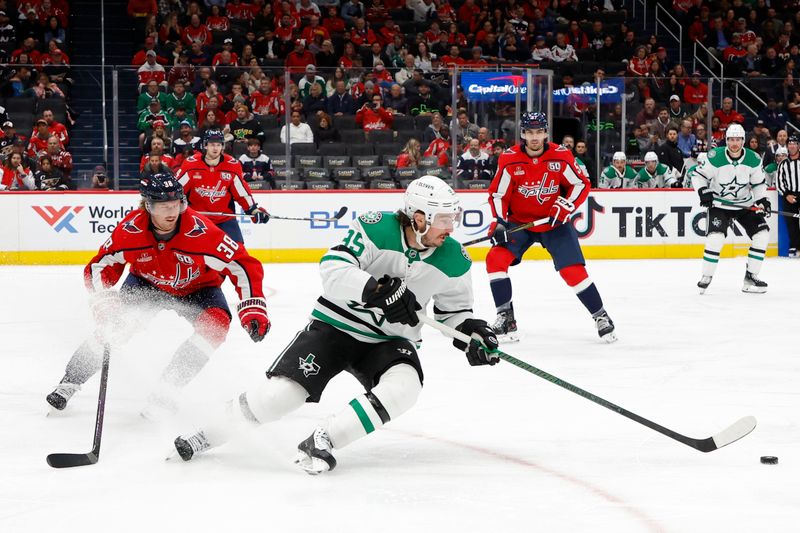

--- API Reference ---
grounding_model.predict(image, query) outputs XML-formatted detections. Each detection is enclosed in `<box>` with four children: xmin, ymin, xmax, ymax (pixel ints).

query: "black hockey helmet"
<box><xmin>520</xmin><ymin>111</ymin><xmax>547</xmax><ymax>134</ymax></box>
<box><xmin>140</xmin><ymin>171</ymin><xmax>187</xmax><ymax>212</ymax></box>
<box><xmin>203</xmin><ymin>128</ymin><xmax>225</xmax><ymax>146</ymax></box>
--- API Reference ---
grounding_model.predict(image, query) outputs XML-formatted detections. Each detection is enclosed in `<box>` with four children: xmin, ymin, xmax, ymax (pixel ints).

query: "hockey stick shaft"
<box><xmin>712</xmin><ymin>198</ymin><xmax>799</xmax><ymax>218</ymax></box>
<box><xmin>418</xmin><ymin>315</ymin><xmax>755</xmax><ymax>452</ymax></box>
<box><xmin>196</xmin><ymin>205</ymin><xmax>349</xmax><ymax>222</ymax></box>
<box><xmin>461</xmin><ymin>218</ymin><xmax>549</xmax><ymax>247</ymax></box>
<box><xmin>47</xmin><ymin>344</ymin><xmax>110</xmax><ymax>468</ymax></box>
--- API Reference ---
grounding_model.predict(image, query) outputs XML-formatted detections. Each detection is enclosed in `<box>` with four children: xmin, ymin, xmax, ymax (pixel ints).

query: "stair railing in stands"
<box><xmin>654</xmin><ymin>4</ymin><xmax>683</xmax><ymax>67</ymax></box>
<box><xmin>693</xmin><ymin>40</ymin><xmax>725</xmax><ymax>108</ymax></box>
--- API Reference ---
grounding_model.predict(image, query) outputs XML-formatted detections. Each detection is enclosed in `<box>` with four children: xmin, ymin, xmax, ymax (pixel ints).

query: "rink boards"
<box><xmin>0</xmin><ymin>190</ymin><xmax>779</xmax><ymax>264</ymax></box>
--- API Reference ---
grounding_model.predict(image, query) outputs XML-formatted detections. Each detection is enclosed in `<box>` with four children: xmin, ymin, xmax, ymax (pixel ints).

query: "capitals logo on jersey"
<box><xmin>186</xmin><ymin>215</ymin><xmax>208</xmax><ymax>237</ymax></box>
<box><xmin>140</xmin><ymin>262</ymin><xmax>201</xmax><ymax>289</ymax></box>
<box><xmin>517</xmin><ymin>173</ymin><xmax>561</xmax><ymax>204</ymax></box>
<box><xmin>122</xmin><ymin>213</ymin><xmax>144</xmax><ymax>234</ymax></box>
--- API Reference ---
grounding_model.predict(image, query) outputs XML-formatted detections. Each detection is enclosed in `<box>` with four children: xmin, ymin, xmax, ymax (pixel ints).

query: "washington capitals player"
<box><xmin>46</xmin><ymin>172</ymin><xmax>270</xmax><ymax>417</ymax></box>
<box><xmin>169</xmin><ymin>176</ymin><xmax>500</xmax><ymax>474</ymax></box>
<box><xmin>486</xmin><ymin>112</ymin><xmax>616</xmax><ymax>343</ymax></box>
<box><xmin>176</xmin><ymin>129</ymin><xmax>270</xmax><ymax>242</ymax></box>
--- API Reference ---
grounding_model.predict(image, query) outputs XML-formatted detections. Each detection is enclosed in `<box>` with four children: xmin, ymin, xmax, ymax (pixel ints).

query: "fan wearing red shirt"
<box><xmin>181</xmin><ymin>14</ymin><xmax>212</xmax><ymax>47</ymax></box>
<box><xmin>349</xmin><ymin>17</ymin><xmax>377</xmax><ymax>47</ymax></box>
<box><xmin>713</xmin><ymin>97</ymin><xmax>745</xmax><ymax>128</ymax></box>
<box><xmin>285</xmin><ymin>40</ymin><xmax>316</xmax><ymax>71</ymax></box>
<box><xmin>45</xmin><ymin>171</ymin><xmax>270</xmax><ymax>418</ymax></box>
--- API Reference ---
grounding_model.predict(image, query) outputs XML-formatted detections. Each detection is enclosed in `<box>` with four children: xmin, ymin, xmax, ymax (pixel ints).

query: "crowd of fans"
<box><xmin>0</xmin><ymin>0</ymin><xmax>84</xmax><ymax>191</ymax></box>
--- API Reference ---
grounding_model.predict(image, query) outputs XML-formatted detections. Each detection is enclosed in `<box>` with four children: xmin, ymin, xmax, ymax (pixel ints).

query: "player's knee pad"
<box><xmin>486</xmin><ymin>246</ymin><xmax>516</xmax><ymax>274</ymax></box>
<box><xmin>371</xmin><ymin>363</ymin><xmax>423</xmax><ymax>420</ymax></box>
<box><xmin>705</xmin><ymin>231</ymin><xmax>725</xmax><ymax>250</ymax></box>
<box><xmin>559</xmin><ymin>264</ymin><xmax>592</xmax><ymax>292</ymax></box>
<box><xmin>751</xmin><ymin>229</ymin><xmax>769</xmax><ymax>249</ymax></box>
<box><xmin>245</xmin><ymin>375</ymin><xmax>309</xmax><ymax>424</ymax></box>
<box><xmin>194</xmin><ymin>307</ymin><xmax>231</xmax><ymax>349</ymax></box>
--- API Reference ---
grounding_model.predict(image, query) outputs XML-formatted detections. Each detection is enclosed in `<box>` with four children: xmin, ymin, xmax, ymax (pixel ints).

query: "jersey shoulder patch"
<box><xmin>423</xmin><ymin>237</ymin><xmax>472</xmax><ymax>278</ymax></box>
<box><xmin>359</xmin><ymin>211</ymin><xmax>383</xmax><ymax>224</ymax></box>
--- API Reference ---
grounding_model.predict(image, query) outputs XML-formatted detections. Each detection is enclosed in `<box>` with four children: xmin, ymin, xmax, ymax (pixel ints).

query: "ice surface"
<box><xmin>1</xmin><ymin>258</ymin><xmax>798</xmax><ymax>532</ymax></box>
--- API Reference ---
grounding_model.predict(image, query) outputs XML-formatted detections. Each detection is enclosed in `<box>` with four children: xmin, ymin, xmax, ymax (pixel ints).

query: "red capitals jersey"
<box><xmin>488</xmin><ymin>142</ymin><xmax>589</xmax><ymax>233</ymax></box>
<box><xmin>176</xmin><ymin>154</ymin><xmax>257</xmax><ymax>225</ymax></box>
<box><xmin>84</xmin><ymin>208</ymin><xmax>264</xmax><ymax>300</ymax></box>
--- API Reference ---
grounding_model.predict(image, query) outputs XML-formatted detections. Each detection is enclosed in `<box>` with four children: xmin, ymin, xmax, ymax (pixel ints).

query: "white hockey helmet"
<box><xmin>644</xmin><ymin>151</ymin><xmax>659</xmax><ymax>162</ymax></box>
<box><xmin>776</xmin><ymin>146</ymin><xmax>789</xmax><ymax>156</ymax></box>
<box><xmin>404</xmin><ymin>175</ymin><xmax>462</xmax><ymax>244</ymax></box>
<box><xmin>612</xmin><ymin>151</ymin><xmax>626</xmax><ymax>161</ymax></box>
<box><xmin>726</xmin><ymin>123</ymin><xmax>746</xmax><ymax>140</ymax></box>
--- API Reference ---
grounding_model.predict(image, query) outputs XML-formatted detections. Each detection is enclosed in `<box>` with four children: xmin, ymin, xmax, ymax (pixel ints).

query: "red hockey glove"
<box><xmin>548</xmin><ymin>197</ymin><xmax>576</xmax><ymax>227</ymax></box>
<box><xmin>488</xmin><ymin>219</ymin><xmax>509</xmax><ymax>245</ymax></box>
<box><xmin>90</xmin><ymin>290</ymin><xmax>122</xmax><ymax>327</ymax></box>
<box><xmin>237</xmin><ymin>297</ymin><xmax>270</xmax><ymax>342</ymax></box>
<box><xmin>247</xmin><ymin>205</ymin><xmax>270</xmax><ymax>224</ymax></box>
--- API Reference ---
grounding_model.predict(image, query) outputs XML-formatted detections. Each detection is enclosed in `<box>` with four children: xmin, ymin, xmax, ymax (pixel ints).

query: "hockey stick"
<box><xmin>417</xmin><ymin>314</ymin><xmax>756</xmax><ymax>453</ymax></box>
<box><xmin>47</xmin><ymin>344</ymin><xmax>111</xmax><ymax>468</ymax></box>
<box><xmin>196</xmin><ymin>205</ymin><xmax>348</xmax><ymax>222</ymax></box>
<box><xmin>711</xmin><ymin>198</ymin><xmax>798</xmax><ymax>217</ymax></box>
<box><xmin>461</xmin><ymin>218</ymin><xmax>550</xmax><ymax>247</ymax></box>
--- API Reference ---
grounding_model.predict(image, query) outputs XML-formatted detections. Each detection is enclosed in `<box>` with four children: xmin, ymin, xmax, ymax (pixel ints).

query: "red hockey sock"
<box><xmin>559</xmin><ymin>264</ymin><xmax>592</xmax><ymax>293</ymax></box>
<box><xmin>486</xmin><ymin>246</ymin><xmax>516</xmax><ymax>274</ymax></box>
<box><xmin>194</xmin><ymin>307</ymin><xmax>231</xmax><ymax>348</ymax></box>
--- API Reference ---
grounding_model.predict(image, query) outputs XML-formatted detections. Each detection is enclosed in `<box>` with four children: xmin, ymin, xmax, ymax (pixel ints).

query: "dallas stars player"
<box><xmin>683</xmin><ymin>152</ymin><xmax>708</xmax><ymax>190</ymax></box>
<box><xmin>170</xmin><ymin>176</ymin><xmax>500</xmax><ymax>474</ymax></box>
<box><xmin>763</xmin><ymin>145</ymin><xmax>787</xmax><ymax>187</ymax></box>
<box><xmin>599</xmin><ymin>152</ymin><xmax>637</xmax><ymax>189</ymax></box>
<box><xmin>629</xmin><ymin>151</ymin><xmax>679</xmax><ymax>188</ymax></box>
<box><xmin>693</xmin><ymin>123</ymin><xmax>771</xmax><ymax>293</ymax></box>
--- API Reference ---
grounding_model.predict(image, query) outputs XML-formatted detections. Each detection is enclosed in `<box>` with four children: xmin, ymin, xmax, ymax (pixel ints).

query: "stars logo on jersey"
<box><xmin>396</xmin><ymin>347</ymin><xmax>412</xmax><ymax>356</ymax></box>
<box><xmin>122</xmin><ymin>213</ymin><xmax>144</xmax><ymax>234</ymax></box>
<box><xmin>718</xmin><ymin>179</ymin><xmax>748</xmax><ymax>199</ymax></box>
<box><xmin>517</xmin><ymin>175</ymin><xmax>560</xmax><ymax>205</ymax></box>
<box><xmin>359</xmin><ymin>211</ymin><xmax>383</xmax><ymax>224</ymax></box>
<box><xmin>299</xmin><ymin>354</ymin><xmax>320</xmax><ymax>377</ymax></box>
<box><xmin>186</xmin><ymin>215</ymin><xmax>208</xmax><ymax>237</ymax></box>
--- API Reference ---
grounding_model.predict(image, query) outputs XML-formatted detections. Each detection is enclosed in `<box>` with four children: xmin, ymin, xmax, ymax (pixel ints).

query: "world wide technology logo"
<box><xmin>32</xmin><ymin>205</ymin><xmax>84</xmax><ymax>233</ymax></box>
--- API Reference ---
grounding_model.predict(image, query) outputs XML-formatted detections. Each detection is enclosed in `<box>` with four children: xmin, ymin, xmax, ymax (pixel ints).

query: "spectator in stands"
<box><xmin>280</xmin><ymin>110</ymin><xmax>314</xmax><ymax>144</ymax></box>
<box><xmin>137</xmin><ymin>98</ymin><xmax>170</xmax><ymax>145</ymax></box>
<box><xmin>181</xmin><ymin>13</ymin><xmax>212</xmax><ymax>48</ymax></box>
<box><xmin>634</xmin><ymin>123</ymin><xmax>656</xmax><ymax>154</ymax></box>
<box><xmin>299</xmin><ymin>65</ymin><xmax>326</xmax><ymax>99</ymax></box>
<box><xmin>196</xmin><ymin>81</ymin><xmax>224</xmax><ymax>114</ymax></box>
<box><xmin>356</xmin><ymin>92</ymin><xmax>393</xmax><ymax>134</ymax></box>
<box><xmin>655</xmin><ymin>126</ymin><xmax>685</xmax><ymax>178</ymax></box>
<box><xmin>27</xmin><ymin>119</ymin><xmax>51</xmax><ymax>159</ymax></box>
<box><xmin>206</xmin><ymin>5</ymin><xmax>230</xmax><ymax>33</ymax></box>
<box><xmin>7</xmin><ymin>66</ymin><xmax>33</xmax><ymax>97</ymax></box>
<box><xmin>747</xmin><ymin>135</ymin><xmax>762</xmax><ymax>155</ymax></box>
<box><xmin>652</xmin><ymin>107</ymin><xmax>674</xmax><ymax>142</ymax></box>
<box><xmin>422</xmin><ymin>112</ymin><xmax>445</xmax><ymax>143</ymax></box>
<box><xmin>384</xmin><ymin>84</ymin><xmax>409</xmax><ymax>115</ymax></box>
<box><xmin>159</xmin><ymin>11</ymin><xmax>182</xmax><ymax>54</ymax></box>
<box><xmin>326</xmin><ymin>79</ymin><xmax>355</xmax><ymax>116</ymax></box>
<box><xmin>239</xmin><ymin>138</ymin><xmax>275</xmax><ymax>189</ymax></box>
<box><xmin>395</xmin><ymin>54</ymin><xmax>417</xmax><ymax>86</ymax></box>
<box><xmin>0</xmin><ymin>152</ymin><xmax>34</xmax><ymax>190</ymax></box>
<box><xmin>286</xmin><ymin>39</ymin><xmax>316</xmax><ymax>71</ymax></box>
<box><xmin>199</xmin><ymin>108</ymin><xmax>228</xmax><ymax>138</ymax></box>
<box><xmin>628</xmin><ymin>45</ymin><xmax>651</xmax><ymax>77</ymax></box>
<box><xmin>0</xmin><ymin>121</ymin><xmax>23</xmax><ymax>156</ymax></box>
<box><xmin>396</xmin><ymin>138</ymin><xmax>422</xmax><ymax>168</ymax></box>
<box><xmin>38</xmin><ymin>109</ymin><xmax>69</xmax><ymax>147</ymax></box>
<box><xmin>140</xmin><ymin>137</ymin><xmax>175</xmax><ymax>171</ymax></box>
<box><xmin>27</xmin><ymin>72</ymin><xmax>66</xmax><ymax>100</ymax></box>
<box><xmin>408</xmin><ymin>0</ymin><xmax>436</xmax><ymax>23</ymax></box>
<box><xmin>677</xmin><ymin>118</ymin><xmax>696</xmax><ymax>158</ymax></box>
<box><xmin>140</xmin><ymin>152</ymin><xmax>172</xmax><ymax>178</ymax></box>
<box><xmin>424</xmin><ymin>126</ymin><xmax>450</xmax><ymax>166</ymax></box>
<box><xmin>691</xmin><ymin>124</ymin><xmax>708</xmax><ymax>158</ymax></box>
<box><xmin>759</xmin><ymin>98</ymin><xmax>789</xmax><ymax>137</ymax></box>
<box><xmin>668</xmin><ymin>95</ymin><xmax>689</xmax><ymax>123</ymax></box>
<box><xmin>173</xmin><ymin>120</ymin><xmax>202</xmax><ymax>154</ymax></box>
<box><xmin>313</xmin><ymin>112</ymin><xmax>339</xmax><ymax>144</ymax></box>
<box><xmin>457</xmin><ymin>138</ymin><xmax>491</xmax><ymax>182</ymax></box>
<box><xmin>0</xmin><ymin>11</ymin><xmax>15</xmax><ymax>57</ymax></box>
<box><xmin>574</xmin><ymin>139</ymin><xmax>594</xmax><ymax>185</ymax></box>
<box><xmin>500</xmin><ymin>33</ymin><xmax>530</xmax><ymax>62</ymax></box>
<box><xmin>229</xmin><ymin>103</ymin><xmax>264</xmax><ymax>147</ymax></box>
<box><xmin>165</xmin><ymin>80</ymin><xmax>195</xmax><ymax>117</ymax></box>
<box><xmin>35</xmin><ymin>155</ymin><xmax>70</xmax><ymax>190</ymax></box>
<box><xmin>187</xmin><ymin>41</ymin><xmax>210</xmax><ymax>66</ymax></box>
<box><xmin>409</xmin><ymin>81</ymin><xmax>443</xmax><ymax>116</ymax></box>
<box><xmin>683</xmin><ymin>71</ymin><xmax>708</xmax><ymax>105</ymax></box>
<box><xmin>45</xmin><ymin>135</ymin><xmax>72</xmax><ymax>178</ymax></box>
<box><xmin>302</xmin><ymin>82</ymin><xmax>328</xmax><ymax>116</ymax></box>
<box><xmin>453</xmin><ymin>110</ymin><xmax>480</xmax><ymax>148</ymax></box>
<box><xmin>485</xmin><ymin>140</ymin><xmax>505</xmax><ymax>177</ymax></box>
<box><xmin>531</xmin><ymin>35</ymin><xmax>553</xmax><ymax>61</ymax></box>
<box><xmin>137</xmin><ymin>50</ymin><xmax>167</xmax><ymax>92</ymax></box>
<box><xmin>138</xmin><ymin>80</ymin><xmax>169</xmax><ymax>112</ymax></box>
<box><xmin>634</xmin><ymin>98</ymin><xmax>658</xmax><ymax>129</ymax></box>
<box><xmin>168</xmin><ymin>51</ymin><xmax>196</xmax><ymax>87</ymax></box>
<box><xmin>714</xmin><ymin>97</ymin><xmax>745</xmax><ymax>128</ymax></box>
<box><xmin>132</xmin><ymin>36</ymin><xmax>167</xmax><ymax>66</ymax></box>
<box><xmin>751</xmin><ymin>120</ymin><xmax>772</xmax><ymax>154</ymax></box>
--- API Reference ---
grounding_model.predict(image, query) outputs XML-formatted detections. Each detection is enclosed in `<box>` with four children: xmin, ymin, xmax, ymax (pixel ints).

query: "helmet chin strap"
<box><xmin>412</xmin><ymin>219</ymin><xmax>430</xmax><ymax>248</ymax></box>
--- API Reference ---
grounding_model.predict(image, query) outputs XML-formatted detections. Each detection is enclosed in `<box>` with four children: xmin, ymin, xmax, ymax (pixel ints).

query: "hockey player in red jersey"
<box><xmin>46</xmin><ymin>172</ymin><xmax>271</xmax><ymax>417</ymax></box>
<box><xmin>176</xmin><ymin>129</ymin><xmax>270</xmax><ymax>242</ymax></box>
<box><xmin>486</xmin><ymin>111</ymin><xmax>616</xmax><ymax>343</ymax></box>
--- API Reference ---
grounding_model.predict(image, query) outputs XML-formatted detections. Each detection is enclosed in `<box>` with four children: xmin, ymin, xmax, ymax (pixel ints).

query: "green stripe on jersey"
<box><xmin>349</xmin><ymin>399</ymin><xmax>375</xmax><ymax>433</ymax></box>
<box><xmin>320</xmin><ymin>254</ymin><xmax>356</xmax><ymax>264</ymax></box>
<box><xmin>748</xmin><ymin>254</ymin><xmax>764</xmax><ymax>261</ymax></box>
<box><xmin>703</xmin><ymin>256</ymin><xmax>719</xmax><ymax>263</ymax></box>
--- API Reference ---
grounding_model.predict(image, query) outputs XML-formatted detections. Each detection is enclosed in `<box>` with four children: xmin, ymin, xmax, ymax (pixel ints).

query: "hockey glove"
<box><xmin>698</xmin><ymin>187</ymin><xmax>714</xmax><ymax>208</ymax></box>
<box><xmin>753</xmin><ymin>198</ymin><xmax>772</xmax><ymax>217</ymax></box>
<box><xmin>488</xmin><ymin>219</ymin><xmax>509</xmax><ymax>245</ymax></box>
<box><xmin>670</xmin><ymin>180</ymin><xmax>683</xmax><ymax>188</ymax></box>
<box><xmin>548</xmin><ymin>197</ymin><xmax>576</xmax><ymax>227</ymax></box>
<box><xmin>89</xmin><ymin>290</ymin><xmax>126</xmax><ymax>342</ymax></box>
<box><xmin>237</xmin><ymin>297</ymin><xmax>270</xmax><ymax>342</ymax></box>
<box><xmin>364</xmin><ymin>275</ymin><xmax>420</xmax><ymax>326</ymax></box>
<box><xmin>247</xmin><ymin>205</ymin><xmax>270</xmax><ymax>224</ymax></box>
<box><xmin>453</xmin><ymin>319</ymin><xmax>500</xmax><ymax>366</ymax></box>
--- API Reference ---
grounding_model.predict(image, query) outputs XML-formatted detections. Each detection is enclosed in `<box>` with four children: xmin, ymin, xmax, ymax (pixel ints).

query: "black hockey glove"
<box><xmin>697</xmin><ymin>187</ymin><xmax>714</xmax><ymax>208</ymax></box>
<box><xmin>454</xmin><ymin>319</ymin><xmax>500</xmax><ymax>366</ymax></box>
<box><xmin>489</xmin><ymin>219</ymin><xmax>509</xmax><ymax>245</ymax></box>
<box><xmin>364</xmin><ymin>275</ymin><xmax>420</xmax><ymax>326</ymax></box>
<box><xmin>670</xmin><ymin>180</ymin><xmax>683</xmax><ymax>188</ymax></box>
<box><xmin>753</xmin><ymin>198</ymin><xmax>772</xmax><ymax>217</ymax></box>
<box><xmin>247</xmin><ymin>205</ymin><xmax>270</xmax><ymax>224</ymax></box>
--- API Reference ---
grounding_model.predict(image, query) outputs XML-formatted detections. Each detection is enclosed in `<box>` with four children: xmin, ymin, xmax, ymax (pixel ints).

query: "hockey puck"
<box><xmin>760</xmin><ymin>456</ymin><xmax>778</xmax><ymax>465</ymax></box>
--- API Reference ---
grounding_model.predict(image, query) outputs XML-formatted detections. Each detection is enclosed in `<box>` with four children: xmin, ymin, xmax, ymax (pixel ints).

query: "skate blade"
<box><xmin>293</xmin><ymin>453</ymin><xmax>330</xmax><ymax>475</ymax></box>
<box><xmin>601</xmin><ymin>331</ymin><xmax>618</xmax><ymax>343</ymax></box>
<box><xmin>741</xmin><ymin>286</ymin><xmax>767</xmax><ymax>294</ymax></box>
<box><xmin>496</xmin><ymin>331</ymin><xmax>520</xmax><ymax>344</ymax></box>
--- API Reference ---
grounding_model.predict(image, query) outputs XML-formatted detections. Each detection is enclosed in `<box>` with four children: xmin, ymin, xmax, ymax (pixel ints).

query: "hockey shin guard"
<box><xmin>326</xmin><ymin>363</ymin><xmax>422</xmax><ymax>449</ymax></box>
<box><xmin>702</xmin><ymin>232</ymin><xmax>725</xmax><ymax>277</ymax></box>
<box><xmin>63</xmin><ymin>339</ymin><xmax>105</xmax><ymax>385</ymax></box>
<box><xmin>487</xmin><ymin>247</ymin><xmax>516</xmax><ymax>311</ymax></box>
<box><xmin>747</xmin><ymin>231</ymin><xmax>768</xmax><ymax>276</ymax></box>
<box><xmin>161</xmin><ymin>308</ymin><xmax>230</xmax><ymax>388</ymax></box>
<box><xmin>559</xmin><ymin>264</ymin><xmax>603</xmax><ymax>315</ymax></box>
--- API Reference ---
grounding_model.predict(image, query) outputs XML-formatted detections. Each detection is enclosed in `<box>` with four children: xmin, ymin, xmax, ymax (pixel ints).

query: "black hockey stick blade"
<box><xmin>417</xmin><ymin>314</ymin><xmax>757</xmax><ymax>453</ymax></box>
<box><xmin>47</xmin><ymin>344</ymin><xmax>110</xmax><ymax>469</ymax></box>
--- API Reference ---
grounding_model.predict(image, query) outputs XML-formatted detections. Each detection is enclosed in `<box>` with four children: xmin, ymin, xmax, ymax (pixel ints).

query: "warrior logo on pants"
<box><xmin>299</xmin><ymin>354</ymin><xmax>321</xmax><ymax>377</ymax></box>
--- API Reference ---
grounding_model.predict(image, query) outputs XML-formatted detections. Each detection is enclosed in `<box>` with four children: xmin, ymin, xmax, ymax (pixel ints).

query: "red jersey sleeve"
<box><xmin>223</xmin><ymin>156</ymin><xmax>258</xmax><ymax>213</ymax></box>
<box><xmin>83</xmin><ymin>212</ymin><xmax>146</xmax><ymax>293</ymax></box>
<box><xmin>200</xmin><ymin>229</ymin><xmax>265</xmax><ymax>300</ymax></box>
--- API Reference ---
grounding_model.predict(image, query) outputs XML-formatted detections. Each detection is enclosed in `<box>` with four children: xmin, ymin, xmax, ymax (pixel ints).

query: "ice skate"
<box><xmin>171</xmin><ymin>431</ymin><xmax>211</xmax><ymax>461</ymax></box>
<box><xmin>697</xmin><ymin>276</ymin><xmax>712</xmax><ymax>294</ymax></box>
<box><xmin>788</xmin><ymin>248</ymin><xmax>798</xmax><ymax>258</ymax></box>
<box><xmin>294</xmin><ymin>427</ymin><xmax>336</xmax><ymax>475</ymax></box>
<box><xmin>46</xmin><ymin>381</ymin><xmax>80</xmax><ymax>411</ymax></box>
<box><xmin>742</xmin><ymin>271</ymin><xmax>767</xmax><ymax>293</ymax></box>
<box><xmin>491</xmin><ymin>309</ymin><xmax>519</xmax><ymax>343</ymax></box>
<box><xmin>593</xmin><ymin>310</ymin><xmax>617</xmax><ymax>343</ymax></box>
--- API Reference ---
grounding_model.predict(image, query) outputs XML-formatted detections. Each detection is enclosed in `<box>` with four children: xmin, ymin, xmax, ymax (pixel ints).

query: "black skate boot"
<box><xmin>742</xmin><ymin>271</ymin><xmax>767</xmax><ymax>294</ymax></box>
<box><xmin>294</xmin><ymin>427</ymin><xmax>336</xmax><ymax>475</ymax></box>
<box><xmin>172</xmin><ymin>431</ymin><xmax>211</xmax><ymax>461</ymax></box>
<box><xmin>491</xmin><ymin>308</ymin><xmax>519</xmax><ymax>343</ymax></box>
<box><xmin>46</xmin><ymin>381</ymin><xmax>80</xmax><ymax>411</ymax></box>
<box><xmin>697</xmin><ymin>275</ymin><xmax>713</xmax><ymax>294</ymax></box>
<box><xmin>593</xmin><ymin>310</ymin><xmax>617</xmax><ymax>343</ymax></box>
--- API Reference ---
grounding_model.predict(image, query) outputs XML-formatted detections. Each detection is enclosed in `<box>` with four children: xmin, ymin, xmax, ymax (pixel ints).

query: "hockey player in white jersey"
<box><xmin>692</xmin><ymin>123</ymin><xmax>771</xmax><ymax>293</ymax></box>
<box><xmin>170</xmin><ymin>176</ymin><xmax>499</xmax><ymax>474</ymax></box>
<box><xmin>628</xmin><ymin>151</ymin><xmax>679</xmax><ymax>188</ymax></box>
